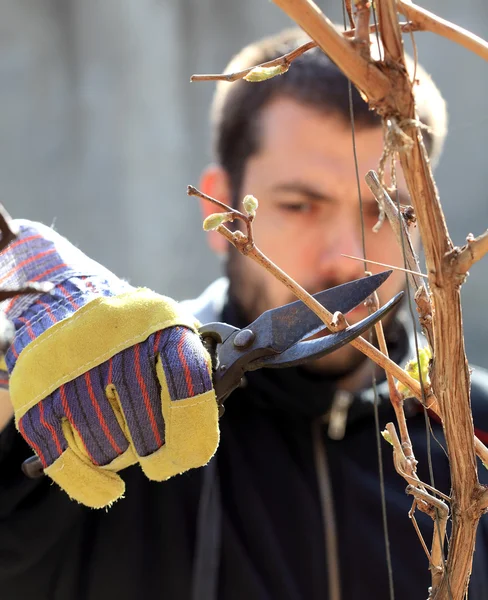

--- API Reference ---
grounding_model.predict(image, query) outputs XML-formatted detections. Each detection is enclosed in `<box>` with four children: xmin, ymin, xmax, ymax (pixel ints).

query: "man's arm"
<box><xmin>0</xmin><ymin>389</ymin><xmax>13</xmax><ymax>433</ymax></box>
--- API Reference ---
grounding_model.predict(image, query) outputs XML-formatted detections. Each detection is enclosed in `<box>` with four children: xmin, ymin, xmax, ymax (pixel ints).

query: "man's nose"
<box><xmin>316</xmin><ymin>220</ymin><xmax>366</xmax><ymax>283</ymax></box>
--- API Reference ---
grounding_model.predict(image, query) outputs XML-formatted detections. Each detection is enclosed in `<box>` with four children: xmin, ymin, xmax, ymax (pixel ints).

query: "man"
<box><xmin>1</xmin><ymin>28</ymin><xmax>488</xmax><ymax>600</ymax></box>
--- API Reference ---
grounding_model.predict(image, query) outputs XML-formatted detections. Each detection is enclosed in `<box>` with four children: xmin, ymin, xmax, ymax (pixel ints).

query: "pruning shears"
<box><xmin>21</xmin><ymin>270</ymin><xmax>401</xmax><ymax>479</ymax></box>
<box><xmin>199</xmin><ymin>270</ymin><xmax>403</xmax><ymax>414</ymax></box>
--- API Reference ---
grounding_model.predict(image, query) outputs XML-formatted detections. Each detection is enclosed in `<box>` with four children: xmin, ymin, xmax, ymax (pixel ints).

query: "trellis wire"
<box><xmin>341</xmin><ymin>2</ymin><xmax>395</xmax><ymax>598</ymax></box>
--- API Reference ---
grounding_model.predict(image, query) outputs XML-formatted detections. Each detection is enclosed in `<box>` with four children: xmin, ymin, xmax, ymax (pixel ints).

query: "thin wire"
<box><xmin>348</xmin><ymin>85</ymin><xmax>367</xmax><ymax>269</ymax></box>
<box><xmin>372</xmin><ymin>371</ymin><xmax>396</xmax><ymax>600</ymax></box>
<box><xmin>342</xmin><ymin>2</ymin><xmax>395</xmax><ymax>598</ymax></box>
<box><xmin>342</xmin><ymin>9</ymin><xmax>367</xmax><ymax>268</ymax></box>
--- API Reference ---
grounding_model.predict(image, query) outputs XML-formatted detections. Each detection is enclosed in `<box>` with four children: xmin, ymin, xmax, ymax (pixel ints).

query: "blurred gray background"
<box><xmin>1</xmin><ymin>0</ymin><xmax>487</xmax><ymax>367</ymax></box>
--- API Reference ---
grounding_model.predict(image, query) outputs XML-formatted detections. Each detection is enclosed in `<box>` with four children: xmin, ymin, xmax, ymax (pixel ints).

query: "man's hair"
<box><xmin>211</xmin><ymin>28</ymin><xmax>448</xmax><ymax>201</ymax></box>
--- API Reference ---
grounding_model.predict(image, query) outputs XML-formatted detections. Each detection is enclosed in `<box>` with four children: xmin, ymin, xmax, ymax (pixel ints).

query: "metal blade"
<box><xmin>249</xmin><ymin>291</ymin><xmax>403</xmax><ymax>370</ymax></box>
<box><xmin>248</xmin><ymin>271</ymin><xmax>392</xmax><ymax>354</ymax></box>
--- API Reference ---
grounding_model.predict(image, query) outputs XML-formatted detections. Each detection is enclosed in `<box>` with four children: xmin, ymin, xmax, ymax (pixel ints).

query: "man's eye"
<box><xmin>278</xmin><ymin>202</ymin><xmax>312</xmax><ymax>214</ymax></box>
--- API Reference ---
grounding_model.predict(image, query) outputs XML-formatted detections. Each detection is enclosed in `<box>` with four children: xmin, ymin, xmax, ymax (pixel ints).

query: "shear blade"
<box><xmin>249</xmin><ymin>291</ymin><xmax>403</xmax><ymax>370</ymax></box>
<box><xmin>256</xmin><ymin>270</ymin><xmax>392</xmax><ymax>354</ymax></box>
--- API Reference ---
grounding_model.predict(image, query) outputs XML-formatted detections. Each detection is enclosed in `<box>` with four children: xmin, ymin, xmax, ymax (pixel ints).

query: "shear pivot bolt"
<box><xmin>233</xmin><ymin>329</ymin><xmax>255</xmax><ymax>349</ymax></box>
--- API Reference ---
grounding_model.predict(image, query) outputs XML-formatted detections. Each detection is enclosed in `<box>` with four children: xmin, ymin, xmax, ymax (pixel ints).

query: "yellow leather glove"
<box><xmin>3</xmin><ymin>221</ymin><xmax>219</xmax><ymax>508</ymax></box>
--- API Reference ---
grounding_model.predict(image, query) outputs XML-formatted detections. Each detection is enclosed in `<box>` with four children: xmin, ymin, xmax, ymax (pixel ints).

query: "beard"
<box><xmin>225</xmin><ymin>249</ymin><xmax>376</xmax><ymax>379</ymax></box>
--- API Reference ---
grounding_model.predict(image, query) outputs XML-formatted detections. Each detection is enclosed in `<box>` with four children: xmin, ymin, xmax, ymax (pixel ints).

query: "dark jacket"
<box><xmin>1</xmin><ymin>279</ymin><xmax>488</xmax><ymax>600</ymax></box>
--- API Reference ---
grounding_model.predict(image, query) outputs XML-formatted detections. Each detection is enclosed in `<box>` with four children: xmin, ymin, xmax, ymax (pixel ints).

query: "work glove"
<box><xmin>1</xmin><ymin>220</ymin><xmax>219</xmax><ymax>508</ymax></box>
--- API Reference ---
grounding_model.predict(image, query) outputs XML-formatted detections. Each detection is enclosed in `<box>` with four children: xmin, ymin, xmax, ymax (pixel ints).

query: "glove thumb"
<box><xmin>137</xmin><ymin>356</ymin><xmax>219</xmax><ymax>481</ymax></box>
<box><xmin>45</xmin><ymin>447</ymin><xmax>127</xmax><ymax>509</ymax></box>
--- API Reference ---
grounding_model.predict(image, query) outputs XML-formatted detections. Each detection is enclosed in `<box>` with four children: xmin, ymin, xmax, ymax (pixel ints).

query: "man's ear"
<box><xmin>199</xmin><ymin>164</ymin><xmax>232</xmax><ymax>255</ymax></box>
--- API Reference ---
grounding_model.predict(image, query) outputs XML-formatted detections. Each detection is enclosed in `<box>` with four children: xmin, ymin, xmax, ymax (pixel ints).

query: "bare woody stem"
<box><xmin>407</xmin><ymin>485</ymin><xmax>449</xmax><ymax>592</ymax></box>
<box><xmin>386</xmin><ymin>422</ymin><xmax>449</xmax><ymax>592</ymax></box>
<box><xmin>367</xmin><ymin>290</ymin><xmax>415</xmax><ymax>462</ymax></box>
<box><xmin>353</xmin><ymin>1</ymin><xmax>372</xmax><ymax>59</ymax></box>
<box><xmin>398</xmin><ymin>0</ymin><xmax>488</xmax><ymax>63</ymax></box>
<box><xmin>191</xmin><ymin>40</ymin><xmax>316</xmax><ymax>82</ymax></box>
<box><xmin>448</xmin><ymin>230</ymin><xmax>488</xmax><ymax>277</ymax></box>
<box><xmin>374</xmin><ymin>2</ymin><xmax>481</xmax><ymax>598</ymax></box>
<box><xmin>344</xmin><ymin>0</ymin><xmax>355</xmax><ymax>29</ymax></box>
<box><xmin>187</xmin><ymin>185</ymin><xmax>247</xmax><ymax>218</ymax></box>
<box><xmin>375</xmin><ymin>0</ymin><xmax>404</xmax><ymax>64</ymax></box>
<box><xmin>385</xmin><ymin>424</ymin><xmax>448</xmax><ymax>500</ymax></box>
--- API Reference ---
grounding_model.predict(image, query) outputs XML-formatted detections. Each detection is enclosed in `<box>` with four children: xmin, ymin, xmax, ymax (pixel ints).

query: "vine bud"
<box><xmin>396</xmin><ymin>345</ymin><xmax>432</xmax><ymax>396</ymax></box>
<box><xmin>244</xmin><ymin>64</ymin><xmax>289</xmax><ymax>82</ymax></box>
<box><xmin>242</xmin><ymin>194</ymin><xmax>258</xmax><ymax>217</ymax></box>
<box><xmin>203</xmin><ymin>212</ymin><xmax>232</xmax><ymax>231</ymax></box>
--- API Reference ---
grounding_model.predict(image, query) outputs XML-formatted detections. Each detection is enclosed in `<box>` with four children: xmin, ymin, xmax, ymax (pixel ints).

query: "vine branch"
<box><xmin>266</xmin><ymin>1</ymin><xmax>487</xmax><ymax>597</ymax></box>
<box><xmin>398</xmin><ymin>0</ymin><xmax>488</xmax><ymax>63</ymax></box>
<box><xmin>193</xmin><ymin>2</ymin><xmax>488</xmax><ymax>595</ymax></box>
<box><xmin>191</xmin><ymin>40</ymin><xmax>317</xmax><ymax>82</ymax></box>
<box><xmin>448</xmin><ymin>230</ymin><xmax>488</xmax><ymax>277</ymax></box>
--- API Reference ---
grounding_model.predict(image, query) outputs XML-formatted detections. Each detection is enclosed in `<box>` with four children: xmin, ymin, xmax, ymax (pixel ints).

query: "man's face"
<box><xmin>204</xmin><ymin>97</ymin><xmax>416</xmax><ymax>376</ymax></box>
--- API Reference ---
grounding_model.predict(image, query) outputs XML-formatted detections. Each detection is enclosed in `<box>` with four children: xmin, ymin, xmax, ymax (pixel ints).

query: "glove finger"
<box><xmin>52</xmin><ymin>366</ymin><xmax>130</xmax><ymax>467</ymax></box>
<box><xmin>18</xmin><ymin>398</ymin><xmax>126</xmax><ymax>508</ymax></box>
<box><xmin>111</xmin><ymin>338</ymin><xmax>166</xmax><ymax>458</ymax></box>
<box><xmin>139</xmin><ymin>327</ymin><xmax>218</xmax><ymax>480</ymax></box>
<box><xmin>18</xmin><ymin>398</ymin><xmax>68</xmax><ymax>468</ymax></box>
<box><xmin>45</xmin><ymin>447</ymin><xmax>126</xmax><ymax>509</ymax></box>
<box><xmin>155</xmin><ymin>326</ymin><xmax>213</xmax><ymax>399</ymax></box>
